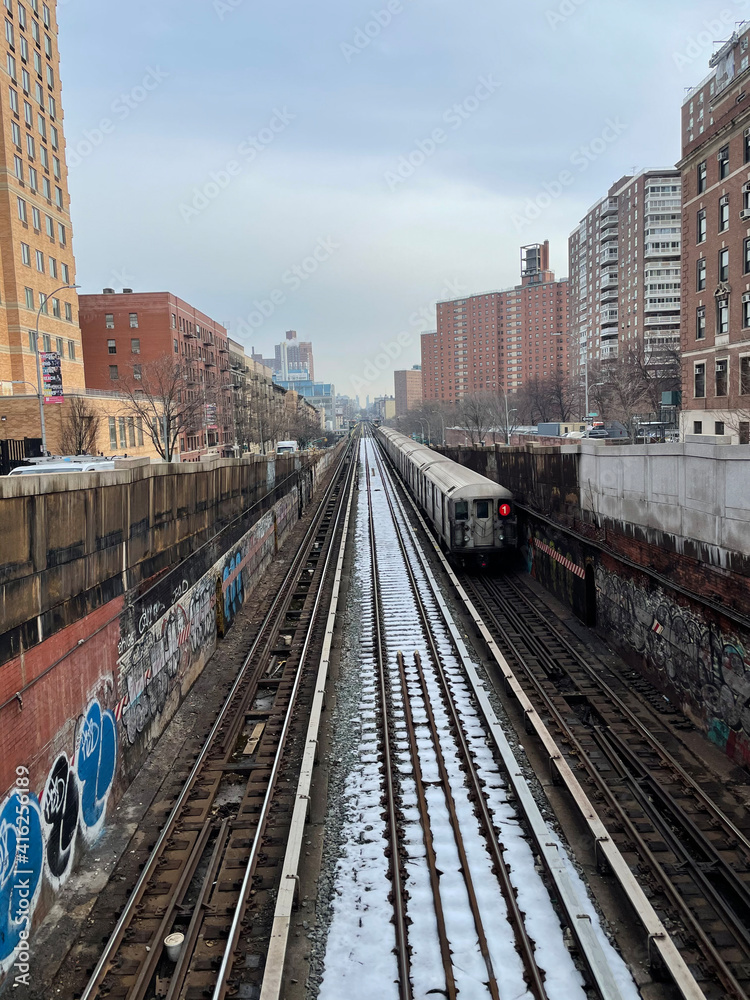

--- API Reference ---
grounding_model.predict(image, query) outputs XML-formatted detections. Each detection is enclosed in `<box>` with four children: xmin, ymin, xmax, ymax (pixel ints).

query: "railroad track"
<box><xmin>343</xmin><ymin>429</ymin><xmax>633</xmax><ymax>1000</ymax></box>
<box><xmin>80</xmin><ymin>435</ymin><xmax>358</xmax><ymax>1000</ymax></box>
<box><xmin>463</xmin><ymin>573</ymin><xmax>750</xmax><ymax>1000</ymax></box>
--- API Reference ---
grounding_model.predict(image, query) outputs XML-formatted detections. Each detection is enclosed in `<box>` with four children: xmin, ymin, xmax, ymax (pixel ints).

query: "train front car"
<box><xmin>376</xmin><ymin>426</ymin><xmax>517</xmax><ymax>569</ymax></box>
<box><xmin>429</xmin><ymin>462</ymin><xmax>517</xmax><ymax>569</ymax></box>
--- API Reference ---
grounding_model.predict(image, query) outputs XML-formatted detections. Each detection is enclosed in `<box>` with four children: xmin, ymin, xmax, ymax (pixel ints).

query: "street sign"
<box><xmin>588</xmin><ymin>412</ymin><xmax>599</xmax><ymax>418</ymax></box>
<box><xmin>41</xmin><ymin>351</ymin><xmax>63</xmax><ymax>403</ymax></box>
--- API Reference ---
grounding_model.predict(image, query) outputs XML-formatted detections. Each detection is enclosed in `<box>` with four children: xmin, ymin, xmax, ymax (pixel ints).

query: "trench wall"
<box><xmin>0</xmin><ymin>445</ymin><xmax>341</xmax><ymax>981</ymax></box>
<box><xmin>441</xmin><ymin>441</ymin><xmax>750</xmax><ymax>773</ymax></box>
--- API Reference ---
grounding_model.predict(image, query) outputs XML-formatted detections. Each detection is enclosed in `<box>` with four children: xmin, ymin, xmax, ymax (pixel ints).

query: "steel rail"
<box><xmin>80</xmin><ymin>437</ymin><xmax>356</xmax><ymax>1000</ymax></box>
<box><xmin>369</xmin><ymin>431</ymin><xmax>544</xmax><ymax>1000</ymax></box>
<box><xmin>373</xmin><ymin>428</ymin><xmax>704</xmax><ymax>1000</ymax></box>
<box><xmin>211</xmin><ymin>438</ymin><xmax>359</xmax><ymax>1000</ymax></box>
<box><xmin>494</xmin><ymin>574</ymin><xmax>750</xmax><ymax>860</ymax></box>
<box><xmin>472</xmin><ymin>575</ymin><xmax>750</xmax><ymax>999</ymax></box>
<box><xmin>462</xmin><ymin>576</ymin><xmax>720</xmax><ymax>1000</ymax></box>
<box><xmin>259</xmin><ymin>432</ymin><xmax>359</xmax><ymax>1000</ymax></box>
<box><xmin>394</xmin><ymin>650</ymin><xmax>458</xmax><ymax>1000</ymax></box>
<box><xmin>364</xmin><ymin>441</ymin><xmax>413</xmax><ymax>1000</ymax></box>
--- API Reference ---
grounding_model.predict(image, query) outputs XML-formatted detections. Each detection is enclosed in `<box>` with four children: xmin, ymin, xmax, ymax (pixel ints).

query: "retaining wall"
<box><xmin>0</xmin><ymin>445</ymin><xmax>341</xmax><ymax>981</ymax></box>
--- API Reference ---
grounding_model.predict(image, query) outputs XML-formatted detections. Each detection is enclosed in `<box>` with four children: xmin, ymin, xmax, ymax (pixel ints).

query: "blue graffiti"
<box><xmin>223</xmin><ymin>551</ymin><xmax>244</xmax><ymax>623</ymax></box>
<box><xmin>76</xmin><ymin>702</ymin><xmax>117</xmax><ymax>841</ymax></box>
<box><xmin>0</xmin><ymin>791</ymin><xmax>43</xmax><ymax>971</ymax></box>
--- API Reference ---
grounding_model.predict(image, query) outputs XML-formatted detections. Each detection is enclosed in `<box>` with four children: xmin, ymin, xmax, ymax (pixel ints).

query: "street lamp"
<box><xmin>33</xmin><ymin>283</ymin><xmax>80</xmax><ymax>455</ymax></box>
<box><xmin>418</xmin><ymin>418</ymin><xmax>431</xmax><ymax>445</ymax></box>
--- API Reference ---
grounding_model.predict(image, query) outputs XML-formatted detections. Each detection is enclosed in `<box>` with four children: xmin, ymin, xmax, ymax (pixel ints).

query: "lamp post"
<box><xmin>418</xmin><ymin>418</ymin><xmax>431</xmax><ymax>445</ymax></box>
<box><xmin>34</xmin><ymin>283</ymin><xmax>79</xmax><ymax>455</ymax></box>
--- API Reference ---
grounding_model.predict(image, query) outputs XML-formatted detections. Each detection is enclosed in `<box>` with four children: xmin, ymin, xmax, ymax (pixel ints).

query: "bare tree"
<box><xmin>60</xmin><ymin>395</ymin><xmax>100</xmax><ymax>455</ymax></box>
<box><xmin>456</xmin><ymin>392</ymin><xmax>494</xmax><ymax>445</ymax></box>
<box><xmin>118</xmin><ymin>356</ymin><xmax>206</xmax><ymax>462</ymax></box>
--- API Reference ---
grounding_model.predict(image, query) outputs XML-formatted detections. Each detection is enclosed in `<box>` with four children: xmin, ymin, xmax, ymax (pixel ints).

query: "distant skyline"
<box><xmin>58</xmin><ymin>0</ymin><xmax>743</xmax><ymax>395</ymax></box>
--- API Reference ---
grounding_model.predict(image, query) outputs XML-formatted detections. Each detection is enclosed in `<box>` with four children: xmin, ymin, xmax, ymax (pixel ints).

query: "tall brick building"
<box><xmin>568</xmin><ymin>170</ymin><xmax>682</xmax><ymax>408</ymax></box>
<box><xmin>421</xmin><ymin>241</ymin><xmax>570</xmax><ymax>405</ymax></box>
<box><xmin>79</xmin><ymin>290</ymin><xmax>234</xmax><ymax>459</ymax></box>
<box><xmin>679</xmin><ymin>28</ymin><xmax>750</xmax><ymax>444</ymax></box>
<box><xmin>394</xmin><ymin>366</ymin><xmax>422</xmax><ymax>415</ymax></box>
<box><xmin>0</xmin><ymin>0</ymin><xmax>83</xmax><ymax>407</ymax></box>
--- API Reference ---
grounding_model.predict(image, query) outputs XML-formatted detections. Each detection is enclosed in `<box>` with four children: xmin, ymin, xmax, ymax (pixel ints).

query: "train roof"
<box><xmin>379</xmin><ymin>428</ymin><xmax>513</xmax><ymax>501</ymax></box>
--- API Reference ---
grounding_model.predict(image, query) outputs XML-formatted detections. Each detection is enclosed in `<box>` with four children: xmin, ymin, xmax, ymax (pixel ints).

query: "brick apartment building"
<box><xmin>569</xmin><ymin>170</ymin><xmax>682</xmax><ymax>401</ymax></box>
<box><xmin>0</xmin><ymin>0</ymin><xmax>83</xmax><ymax>411</ymax></box>
<box><xmin>79</xmin><ymin>290</ymin><xmax>234</xmax><ymax>460</ymax></box>
<box><xmin>421</xmin><ymin>241</ymin><xmax>570</xmax><ymax>405</ymax></box>
<box><xmin>394</xmin><ymin>366</ymin><xmax>422</xmax><ymax>415</ymax></box>
<box><xmin>679</xmin><ymin>27</ymin><xmax>750</xmax><ymax>444</ymax></box>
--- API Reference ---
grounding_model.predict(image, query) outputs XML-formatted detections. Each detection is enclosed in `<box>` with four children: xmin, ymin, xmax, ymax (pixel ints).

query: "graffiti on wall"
<box><xmin>596</xmin><ymin>565</ymin><xmax>750</xmax><ymax>765</ymax></box>
<box><xmin>0</xmin><ymin>698</ymin><xmax>117</xmax><ymax>974</ymax></box>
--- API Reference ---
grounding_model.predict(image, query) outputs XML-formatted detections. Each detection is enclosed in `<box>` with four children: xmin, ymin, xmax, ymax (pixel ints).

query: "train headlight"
<box><xmin>499</xmin><ymin>503</ymin><xmax>512</xmax><ymax>518</ymax></box>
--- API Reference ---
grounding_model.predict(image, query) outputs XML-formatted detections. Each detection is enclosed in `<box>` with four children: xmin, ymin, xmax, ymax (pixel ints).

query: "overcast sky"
<box><xmin>58</xmin><ymin>0</ymin><xmax>745</xmax><ymax>399</ymax></box>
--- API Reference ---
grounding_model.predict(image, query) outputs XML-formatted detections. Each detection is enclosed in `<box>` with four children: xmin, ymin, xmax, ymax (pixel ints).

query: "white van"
<box><xmin>7</xmin><ymin>461</ymin><xmax>116</xmax><ymax>475</ymax></box>
<box><xmin>276</xmin><ymin>440</ymin><xmax>299</xmax><ymax>455</ymax></box>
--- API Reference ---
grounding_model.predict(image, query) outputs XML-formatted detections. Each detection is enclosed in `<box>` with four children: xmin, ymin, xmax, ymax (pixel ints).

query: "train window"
<box><xmin>455</xmin><ymin>501</ymin><xmax>469</xmax><ymax>521</ymax></box>
<box><xmin>475</xmin><ymin>501</ymin><xmax>490</xmax><ymax>519</ymax></box>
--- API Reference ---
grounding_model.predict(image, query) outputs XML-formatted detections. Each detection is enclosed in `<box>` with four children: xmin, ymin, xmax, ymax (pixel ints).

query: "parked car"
<box><xmin>586</xmin><ymin>428</ymin><xmax>609</xmax><ymax>439</ymax></box>
<box><xmin>7</xmin><ymin>461</ymin><xmax>116</xmax><ymax>476</ymax></box>
<box><xmin>562</xmin><ymin>431</ymin><xmax>585</xmax><ymax>439</ymax></box>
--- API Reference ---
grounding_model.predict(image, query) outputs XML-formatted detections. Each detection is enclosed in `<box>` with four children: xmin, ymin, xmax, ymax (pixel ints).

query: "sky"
<box><xmin>57</xmin><ymin>0</ymin><xmax>747</xmax><ymax>399</ymax></box>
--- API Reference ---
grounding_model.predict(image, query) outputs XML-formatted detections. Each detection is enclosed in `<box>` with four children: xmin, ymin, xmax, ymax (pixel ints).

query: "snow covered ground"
<box><xmin>316</xmin><ymin>438</ymin><xmax>641</xmax><ymax>1000</ymax></box>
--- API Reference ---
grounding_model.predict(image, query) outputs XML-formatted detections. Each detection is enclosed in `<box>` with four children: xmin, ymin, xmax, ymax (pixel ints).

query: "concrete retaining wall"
<box><xmin>0</xmin><ymin>445</ymin><xmax>341</xmax><ymax>981</ymax></box>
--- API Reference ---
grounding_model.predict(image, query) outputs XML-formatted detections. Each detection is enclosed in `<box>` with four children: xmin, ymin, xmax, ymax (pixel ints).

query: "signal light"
<box><xmin>499</xmin><ymin>503</ymin><xmax>512</xmax><ymax>518</ymax></box>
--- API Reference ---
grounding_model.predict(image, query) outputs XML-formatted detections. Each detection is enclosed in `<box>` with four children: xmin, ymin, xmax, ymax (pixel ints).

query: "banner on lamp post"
<box><xmin>41</xmin><ymin>351</ymin><xmax>63</xmax><ymax>403</ymax></box>
<box><xmin>206</xmin><ymin>402</ymin><xmax>218</xmax><ymax>430</ymax></box>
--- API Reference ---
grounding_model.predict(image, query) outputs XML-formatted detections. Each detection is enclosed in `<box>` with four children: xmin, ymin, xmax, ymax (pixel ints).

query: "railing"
<box><xmin>601</xmin><ymin>198</ymin><xmax>618</xmax><ymax>216</ymax></box>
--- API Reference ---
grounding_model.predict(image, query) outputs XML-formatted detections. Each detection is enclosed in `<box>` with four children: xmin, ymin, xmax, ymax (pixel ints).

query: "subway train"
<box><xmin>376</xmin><ymin>427</ymin><xmax>517</xmax><ymax>567</ymax></box>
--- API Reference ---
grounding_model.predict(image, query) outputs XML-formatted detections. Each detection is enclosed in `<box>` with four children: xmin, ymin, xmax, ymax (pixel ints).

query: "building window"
<box><xmin>13</xmin><ymin>155</ymin><xmax>23</xmax><ymax>181</ymax></box>
<box><xmin>694</xmin><ymin>362</ymin><xmax>706</xmax><ymax>398</ymax></box>
<box><xmin>697</xmin><ymin>209</ymin><xmax>707</xmax><ymax>243</ymax></box>
<box><xmin>67</xmin><ymin>339</ymin><xmax>75</xmax><ymax>360</ymax></box>
<box><xmin>24</xmin><ymin>286</ymin><xmax>33</xmax><ymax>308</ymax></box>
<box><xmin>698</xmin><ymin>157</ymin><xmax>707</xmax><ymax>188</ymax></box>
<box><xmin>719</xmin><ymin>248</ymin><xmax>730</xmax><ymax>282</ymax></box>
<box><xmin>51</xmin><ymin>296</ymin><xmax>59</xmax><ymax>318</ymax></box>
<box><xmin>8</xmin><ymin>85</ymin><xmax>18</xmax><ymax>113</ymax></box>
<box><xmin>35</xmin><ymin>249</ymin><xmax>43</xmax><ymax>272</ymax></box>
<box><xmin>118</xmin><ymin>416</ymin><xmax>127</xmax><ymax>449</ymax></box>
<box><xmin>697</xmin><ymin>305</ymin><xmax>706</xmax><ymax>339</ymax></box>
<box><xmin>741</xmin><ymin>356</ymin><xmax>750</xmax><ymax>394</ymax></box>
<box><xmin>48</xmin><ymin>256</ymin><xmax>56</xmax><ymax>278</ymax></box>
<box><xmin>131</xmin><ymin>337</ymin><xmax>140</xmax><ymax>353</ymax></box>
<box><xmin>716</xmin><ymin>358</ymin><xmax>728</xmax><ymax>396</ymax></box>
<box><xmin>171</xmin><ymin>313</ymin><xmax>176</xmax><ymax>329</ymax></box>
<box><xmin>41</xmin><ymin>332</ymin><xmax>50</xmax><ymax>351</ymax></box>
<box><xmin>21</xmin><ymin>241</ymin><xmax>30</xmax><ymax>265</ymax></box>
<box><xmin>129</xmin><ymin>312</ymin><xmax>138</xmax><ymax>328</ymax></box>
<box><xmin>128</xmin><ymin>417</ymin><xmax>135</xmax><ymax>448</ymax></box>
<box><xmin>17</xmin><ymin>197</ymin><xmax>26</xmax><ymax>223</ymax></box>
<box><xmin>173</xmin><ymin>338</ymin><xmax>178</xmax><ymax>354</ymax></box>
<box><xmin>717</xmin><ymin>297</ymin><xmax>729</xmax><ymax>335</ymax></box>
<box><xmin>744</xmin><ymin>295</ymin><xmax>750</xmax><ymax>329</ymax></box>
<box><xmin>11</xmin><ymin>121</ymin><xmax>19</xmax><ymax>147</ymax></box>
<box><xmin>697</xmin><ymin>257</ymin><xmax>706</xmax><ymax>290</ymax></box>
<box><xmin>715</xmin><ymin>421</ymin><xmax>725</xmax><ymax>435</ymax></box>
<box><xmin>55</xmin><ymin>335</ymin><xmax>62</xmax><ymax>354</ymax></box>
<box><xmin>109</xmin><ymin>364</ymin><xmax>119</xmax><ymax>380</ymax></box>
<box><xmin>693</xmin><ymin>421</ymin><xmax>703</xmax><ymax>434</ymax></box>
<box><xmin>109</xmin><ymin>417</ymin><xmax>117</xmax><ymax>450</ymax></box>
<box><xmin>107</xmin><ymin>339</ymin><xmax>116</xmax><ymax>354</ymax></box>
<box><xmin>64</xmin><ymin>302</ymin><xmax>71</xmax><ymax>322</ymax></box>
<box><xmin>137</xmin><ymin>417</ymin><xmax>144</xmax><ymax>446</ymax></box>
<box><xmin>28</xmin><ymin>330</ymin><xmax>35</xmax><ymax>352</ymax></box>
<box><xmin>61</xmin><ymin>262</ymin><xmax>69</xmax><ymax>283</ymax></box>
<box><xmin>39</xmin><ymin>292</ymin><xmax>47</xmax><ymax>315</ymax></box>
<box><xmin>105</xmin><ymin>313</ymin><xmax>114</xmax><ymax>329</ymax></box>
<box><xmin>133</xmin><ymin>364</ymin><xmax>142</xmax><ymax>380</ymax></box>
<box><xmin>719</xmin><ymin>145</ymin><xmax>730</xmax><ymax>179</ymax></box>
<box><xmin>57</xmin><ymin>222</ymin><xmax>65</xmax><ymax>245</ymax></box>
<box><xmin>44</xmin><ymin>214</ymin><xmax>52</xmax><ymax>237</ymax></box>
<box><xmin>746</xmin><ymin>129</ymin><xmax>750</xmax><ymax>164</ymax></box>
<box><xmin>719</xmin><ymin>196</ymin><xmax>730</xmax><ymax>232</ymax></box>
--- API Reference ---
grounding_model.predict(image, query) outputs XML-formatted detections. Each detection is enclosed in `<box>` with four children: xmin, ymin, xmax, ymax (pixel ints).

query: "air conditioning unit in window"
<box><xmin>740</xmin><ymin>208</ymin><xmax>750</xmax><ymax>220</ymax></box>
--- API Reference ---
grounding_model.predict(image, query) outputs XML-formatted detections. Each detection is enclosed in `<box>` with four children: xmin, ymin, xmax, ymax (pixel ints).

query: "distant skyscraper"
<box><xmin>270</xmin><ymin>330</ymin><xmax>315</xmax><ymax>381</ymax></box>
<box><xmin>394</xmin><ymin>367</ymin><xmax>423</xmax><ymax>415</ymax></box>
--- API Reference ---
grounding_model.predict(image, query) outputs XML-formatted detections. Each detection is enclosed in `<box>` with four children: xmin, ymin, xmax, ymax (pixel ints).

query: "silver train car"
<box><xmin>377</xmin><ymin>427</ymin><xmax>517</xmax><ymax>567</ymax></box>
